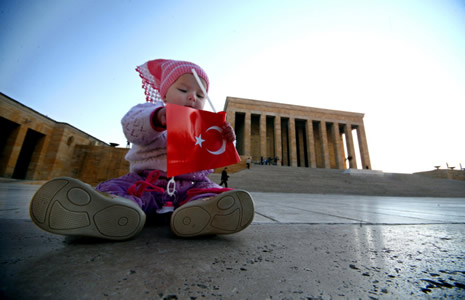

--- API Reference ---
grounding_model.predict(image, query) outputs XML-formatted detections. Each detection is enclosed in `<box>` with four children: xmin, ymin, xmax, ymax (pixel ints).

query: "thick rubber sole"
<box><xmin>29</xmin><ymin>177</ymin><xmax>146</xmax><ymax>240</ymax></box>
<box><xmin>170</xmin><ymin>189</ymin><xmax>255</xmax><ymax>237</ymax></box>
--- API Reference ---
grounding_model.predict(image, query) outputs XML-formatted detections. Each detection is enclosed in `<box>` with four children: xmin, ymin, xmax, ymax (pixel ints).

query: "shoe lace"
<box><xmin>127</xmin><ymin>170</ymin><xmax>165</xmax><ymax>197</ymax></box>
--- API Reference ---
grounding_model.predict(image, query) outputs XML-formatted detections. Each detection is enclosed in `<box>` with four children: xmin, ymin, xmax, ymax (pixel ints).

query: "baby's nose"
<box><xmin>187</xmin><ymin>92</ymin><xmax>197</xmax><ymax>101</ymax></box>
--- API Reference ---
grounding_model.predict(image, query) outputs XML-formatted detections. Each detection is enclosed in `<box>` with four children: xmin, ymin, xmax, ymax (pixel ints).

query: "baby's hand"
<box><xmin>155</xmin><ymin>107</ymin><xmax>167</xmax><ymax>128</ymax></box>
<box><xmin>222</xmin><ymin>122</ymin><xmax>236</xmax><ymax>142</ymax></box>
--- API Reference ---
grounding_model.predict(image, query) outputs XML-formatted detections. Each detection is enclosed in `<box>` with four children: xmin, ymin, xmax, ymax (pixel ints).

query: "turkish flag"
<box><xmin>166</xmin><ymin>103</ymin><xmax>240</xmax><ymax>177</ymax></box>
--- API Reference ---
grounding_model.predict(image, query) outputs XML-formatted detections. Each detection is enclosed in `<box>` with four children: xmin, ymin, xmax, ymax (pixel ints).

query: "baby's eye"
<box><xmin>178</xmin><ymin>88</ymin><xmax>187</xmax><ymax>93</ymax></box>
<box><xmin>196</xmin><ymin>93</ymin><xmax>204</xmax><ymax>98</ymax></box>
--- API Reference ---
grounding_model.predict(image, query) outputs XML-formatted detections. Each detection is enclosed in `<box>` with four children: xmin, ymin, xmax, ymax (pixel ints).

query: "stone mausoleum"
<box><xmin>225</xmin><ymin>97</ymin><xmax>371</xmax><ymax>170</ymax></box>
<box><xmin>1</xmin><ymin>93</ymin><xmax>372</xmax><ymax>185</ymax></box>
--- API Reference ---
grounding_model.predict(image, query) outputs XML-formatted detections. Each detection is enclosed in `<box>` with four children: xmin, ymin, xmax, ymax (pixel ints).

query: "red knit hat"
<box><xmin>136</xmin><ymin>59</ymin><xmax>210</xmax><ymax>103</ymax></box>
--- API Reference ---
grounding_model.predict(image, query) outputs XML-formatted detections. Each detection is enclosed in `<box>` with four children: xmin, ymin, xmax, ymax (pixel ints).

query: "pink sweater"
<box><xmin>122</xmin><ymin>102</ymin><xmax>167</xmax><ymax>173</ymax></box>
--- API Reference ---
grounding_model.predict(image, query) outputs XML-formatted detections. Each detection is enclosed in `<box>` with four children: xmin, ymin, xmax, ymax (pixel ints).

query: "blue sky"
<box><xmin>1</xmin><ymin>0</ymin><xmax>464</xmax><ymax>173</ymax></box>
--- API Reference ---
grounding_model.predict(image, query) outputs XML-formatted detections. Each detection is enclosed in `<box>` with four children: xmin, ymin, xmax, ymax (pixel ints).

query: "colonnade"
<box><xmin>224</xmin><ymin>97</ymin><xmax>371</xmax><ymax>170</ymax></box>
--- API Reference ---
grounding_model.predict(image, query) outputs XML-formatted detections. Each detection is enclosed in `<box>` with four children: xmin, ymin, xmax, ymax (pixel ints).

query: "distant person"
<box><xmin>220</xmin><ymin>168</ymin><xmax>229</xmax><ymax>187</ymax></box>
<box><xmin>260</xmin><ymin>156</ymin><xmax>264</xmax><ymax>165</ymax></box>
<box><xmin>29</xmin><ymin>59</ymin><xmax>254</xmax><ymax>240</ymax></box>
<box><xmin>246</xmin><ymin>157</ymin><xmax>251</xmax><ymax>169</ymax></box>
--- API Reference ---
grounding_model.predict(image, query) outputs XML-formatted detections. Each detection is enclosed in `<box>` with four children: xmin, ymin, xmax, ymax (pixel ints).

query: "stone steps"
<box><xmin>208</xmin><ymin>165</ymin><xmax>465</xmax><ymax>197</ymax></box>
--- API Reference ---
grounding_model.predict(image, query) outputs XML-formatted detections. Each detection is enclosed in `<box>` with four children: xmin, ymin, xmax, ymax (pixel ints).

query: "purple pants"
<box><xmin>96</xmin><ymin>169</ymin><xmax>225</xmax><ymax>216</ymax></box>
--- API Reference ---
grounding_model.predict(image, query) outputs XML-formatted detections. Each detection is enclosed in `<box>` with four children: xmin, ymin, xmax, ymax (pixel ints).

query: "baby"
<box><xmin>30</xmin><ymin>59</ymin><xmax>254</xmax><ymax>240</ymax></box>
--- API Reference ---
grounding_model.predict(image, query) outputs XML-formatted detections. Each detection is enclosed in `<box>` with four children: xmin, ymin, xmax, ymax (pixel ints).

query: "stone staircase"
<box><xmin>208</xmin><ymin>165</ymin><xmax>465</xmax><ymax>197</ymax></box>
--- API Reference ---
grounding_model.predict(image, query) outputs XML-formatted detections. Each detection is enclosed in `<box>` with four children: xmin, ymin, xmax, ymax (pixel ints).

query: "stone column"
<box><xmin>332</xmin><ymin>122</ymin><xmax>344</xmax><ymax>169</ymax></box>
<box><xmin>306</xmin><ymin>120</ymin><xmax>317</xmax><ymax>168</ymax></box>
<box><xmin>30</xmin><ymin>134</ymin><xmax>52</xmax><ymax>180</ymax></box>
<box><xmin>319</xmin><ymin>121</ymin><xmax>330</xmax><ymax>168</ymax></box>
<box><xmin>289</xmin><ymin>117</ymin><xmax>298</xmax><ymax>167</ymax></box>
<box><xmin>274</xmin><ymin>116</ymin><xmax>282</xmax><ymax>165</ymax></box>
<box><xmin>344</xmin><ymin>123</ymin><xmax>357</xmax><ymax>169</ymax></box>
<box><xmin>260</xmin><ymin>114</ymin><xmax>267</xmax><ymax>159</ymax></box>
<box><xmin>244</xmin><ymin>111</ymin><xmax>251</xmax><ymax>156</ymax></box>
<box><xmin>1</xmin><ymin>125</ymin><xmax>28</xmax><ymax>177</ymax></box>
<box><xmin>226</xmin><ymin>110</ymin><xmax>235</xmax><ymax>130</ymax></box>
<box><xmin>227</xmin><ymin>110</ymin><xmax>238</xmax><ymax>157</ymax></box>
<box><xmin>356</xmin><ymin>123</ymin><xmax>371</xmax><ymax>169</ymax></box>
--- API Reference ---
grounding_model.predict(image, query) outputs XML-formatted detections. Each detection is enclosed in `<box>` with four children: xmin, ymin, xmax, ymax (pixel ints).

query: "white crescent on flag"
<box><xmin>205</xmin><ymin>126</ymin><xmax>226</xmax><ymax>155</ymax></box>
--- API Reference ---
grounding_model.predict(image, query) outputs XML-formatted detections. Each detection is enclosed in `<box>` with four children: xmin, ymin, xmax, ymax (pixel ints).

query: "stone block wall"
<box><xmin>415</xmin><ymin>170</ymin><xmax>465</xmax><ymax>182</ymax></box>
<box><xmin>72</xmin><ymin>145</ymin><xmax>130</xmax><ymax>186</ymax></box>
<box><xmin>213</xmin><ymin>155</ymin><xmax>249</xmax><ymax>174</ymax></box>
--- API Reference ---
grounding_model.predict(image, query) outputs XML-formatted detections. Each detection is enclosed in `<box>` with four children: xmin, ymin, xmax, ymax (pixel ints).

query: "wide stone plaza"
<box><xmin>1</xmin><ymin>167</ymin><xmax>465</xmax><ymax>299</ymax></box>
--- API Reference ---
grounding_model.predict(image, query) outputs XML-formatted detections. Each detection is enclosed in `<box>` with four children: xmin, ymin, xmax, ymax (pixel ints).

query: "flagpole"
<box><xmin>192</xmin><ymin>68</ymin><xmax>216</xmax><ymax>113</ymax></box>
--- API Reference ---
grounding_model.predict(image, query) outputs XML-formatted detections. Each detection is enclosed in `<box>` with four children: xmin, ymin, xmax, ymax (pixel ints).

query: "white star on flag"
<box><xmin>195</xmin><ymin>134</ymin><xmax>205</xmax><ymax>147</ymax></box>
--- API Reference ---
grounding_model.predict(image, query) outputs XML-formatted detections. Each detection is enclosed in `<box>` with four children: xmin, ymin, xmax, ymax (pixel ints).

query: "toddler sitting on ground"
<box><xmin>29</xmin><ymin>59</ymin><xmax>255</xmax><ymax>240</ymax></box>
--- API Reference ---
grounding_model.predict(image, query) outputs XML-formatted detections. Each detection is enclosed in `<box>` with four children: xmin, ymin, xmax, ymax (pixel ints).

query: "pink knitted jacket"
<box><xmin>122</xmin><ymin>102</ymin><xmax>167</xmax><ymax>173</ymax></box>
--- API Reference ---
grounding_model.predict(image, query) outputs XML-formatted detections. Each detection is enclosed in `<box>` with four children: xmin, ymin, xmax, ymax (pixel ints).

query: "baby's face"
<box><xmin>164</xmin><ymin>74</ymin><xmax>207</xmax><ymax>110</ymax></box>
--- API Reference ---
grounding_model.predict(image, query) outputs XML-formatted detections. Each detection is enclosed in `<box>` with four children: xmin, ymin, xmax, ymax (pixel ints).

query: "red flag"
<box><xmin>166</xmin><ymin>103</ymin><xmax>240</xmax><ymax>177</ymax></box>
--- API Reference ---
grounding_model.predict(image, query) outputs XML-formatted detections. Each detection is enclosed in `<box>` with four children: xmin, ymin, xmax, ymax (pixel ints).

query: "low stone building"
<box><xmin>0</xmin><ymin>93</ymin><xmax>128</xmax><ymax>185</ymax></box>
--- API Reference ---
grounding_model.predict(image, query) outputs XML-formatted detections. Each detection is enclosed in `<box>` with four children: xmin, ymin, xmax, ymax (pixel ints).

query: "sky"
<box><xmin>1</xmin><ymin>0</ymin><xmax>464</xmax><ymax>174</ymax></box>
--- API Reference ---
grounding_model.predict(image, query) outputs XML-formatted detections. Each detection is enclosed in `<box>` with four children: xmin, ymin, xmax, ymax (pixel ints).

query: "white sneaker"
<box><xmin>170</xmin><ymin>190</ymin><xmax>255</xmax><ymax>237</ymax></box>
<box><xmin>30</xmin><ymin>177</ymin><xmax>146</xmax><ymax>240</ymax></box>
